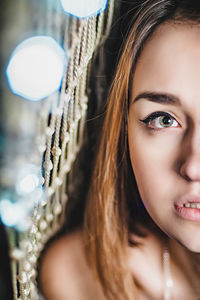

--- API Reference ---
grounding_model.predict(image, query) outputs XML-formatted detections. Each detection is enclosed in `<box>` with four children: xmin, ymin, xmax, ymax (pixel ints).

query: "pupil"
<box><xmin>161</xmin><ymin>116</ymin><xmax>171</xmax><ymax>126</ymax></box>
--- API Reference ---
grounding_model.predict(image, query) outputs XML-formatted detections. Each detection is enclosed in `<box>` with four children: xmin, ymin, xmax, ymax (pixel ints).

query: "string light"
<box><xmin>60</xmin><ymin>0</ymin><xmax>108</xmax><ymax>18</ymax></box>
<box><xmin>6</xmin><ymin>36</ymin><xmax>66</xmax><ymax>101</ymax></box>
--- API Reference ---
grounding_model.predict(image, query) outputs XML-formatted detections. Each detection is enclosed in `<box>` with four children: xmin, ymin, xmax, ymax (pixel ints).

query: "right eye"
<box><xmin>140</xmin><ymin>111</ymin><xmax>179</xmax><ymax>129</ymax></box>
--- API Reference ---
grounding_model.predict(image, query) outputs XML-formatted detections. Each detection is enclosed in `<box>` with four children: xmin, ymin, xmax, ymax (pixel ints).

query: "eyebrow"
<box><xmin>132</xmin><ymin>92</ymin><xmax>180</xmax><ymax>105</ymax></box>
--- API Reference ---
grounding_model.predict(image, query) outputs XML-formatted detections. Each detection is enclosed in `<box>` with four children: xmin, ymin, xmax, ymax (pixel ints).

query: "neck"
<box><xmin>169</xmin><ymin>238</ymin><xmax>200</xmax><ymax>297</ymax></box>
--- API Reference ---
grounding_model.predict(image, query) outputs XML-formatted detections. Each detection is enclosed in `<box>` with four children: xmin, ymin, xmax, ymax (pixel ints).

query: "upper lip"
<box><xmin>175</xmin><ymin>194</ymin><xmax>200</xmax><ymax>207</ymax></box>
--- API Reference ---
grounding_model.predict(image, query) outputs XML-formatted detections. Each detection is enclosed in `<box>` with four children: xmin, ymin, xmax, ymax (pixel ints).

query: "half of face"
<box><xmin>128</xmin><ymin>22</ymin><xmax>200</xmax><ymax>252</ymax></box>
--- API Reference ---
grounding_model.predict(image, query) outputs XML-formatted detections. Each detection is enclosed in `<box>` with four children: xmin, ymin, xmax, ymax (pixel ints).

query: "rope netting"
<box><xmin>5</xmin><ymin>0</ymin><xmax>115</xmax><ymax>299</ymax></box>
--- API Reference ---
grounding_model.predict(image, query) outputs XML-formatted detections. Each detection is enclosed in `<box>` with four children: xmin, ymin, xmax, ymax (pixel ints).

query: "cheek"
<box><xmin>128</xmin><ymin>126</ymin><xmax>181</xmax><ymax>206</ymax></box>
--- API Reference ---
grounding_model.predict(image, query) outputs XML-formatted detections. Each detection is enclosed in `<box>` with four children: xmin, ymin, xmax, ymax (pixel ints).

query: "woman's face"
<box><xmin>128</xmin><ymin>22</ymin><xmax>200</xmax><ymax>252</ymax></box>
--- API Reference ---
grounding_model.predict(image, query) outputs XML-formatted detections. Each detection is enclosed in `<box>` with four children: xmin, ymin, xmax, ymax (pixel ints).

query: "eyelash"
<box><xmin>140</xmin><ymin>111</ymin><xmax>179</xmax><ymax>129</ymax></box>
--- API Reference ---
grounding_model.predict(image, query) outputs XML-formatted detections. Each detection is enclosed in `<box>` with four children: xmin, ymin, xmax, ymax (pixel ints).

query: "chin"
<box><xmin>183</xmin><ymin>242</ymin><xmax>200</xmax><ymax>253</ymax></box>
<box><xmin>173</xmin><ymin>236</ymin><xmax>200</xmax><ymax>253</ymax></box>
<box><xmin>159</xmin><ymin>223</ymin><xmax>200</xmax><ymax>254</ymax></box>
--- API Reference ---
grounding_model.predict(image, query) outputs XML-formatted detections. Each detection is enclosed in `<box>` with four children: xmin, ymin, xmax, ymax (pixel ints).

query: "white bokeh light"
<box><xmin>6</xmin><ymin>36</ymin><xmax>66</xmax><ymax>101</ymax></box>
<box><xmin>60</xmin><ymin>0</ymin><xmax>108</xmax><ymax>18</ymax></box>
<box><xmin>15</xmin><ymin>164</ymin><xmax>41</xmax><ymax>196</ymax></box>
<box><xmin>0</xmin><ymin>164</ymin><xmax>44</xmax><ymax>231</ymax></box>
<box><xmin>0</xmin><ymin>199</ymin><xmax>26</xmax><ymax>228</ymax></box>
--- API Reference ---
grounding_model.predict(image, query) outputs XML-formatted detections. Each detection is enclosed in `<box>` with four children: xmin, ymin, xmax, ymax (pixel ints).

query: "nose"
<box><xmin>180</xmin><ymin>130</ymin><xmax>200</xmax><ymax>181</ymax></box>
<box><xmin>180</xmin><ymin>153</ymin><xmax>200</xmax><ymax>181</ymax></box>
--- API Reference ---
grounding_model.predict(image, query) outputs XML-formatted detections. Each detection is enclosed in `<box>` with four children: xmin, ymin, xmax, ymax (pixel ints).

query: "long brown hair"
<box><xmin>83</xmin><ymin>1</ymin><xmax>200</xmax><ymax>299</ymax></box>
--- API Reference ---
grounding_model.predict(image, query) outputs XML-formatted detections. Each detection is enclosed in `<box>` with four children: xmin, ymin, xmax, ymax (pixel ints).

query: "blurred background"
<box><xmin>0</xmin><ymin>0</ymin><xmax>114</xmax><ymax>299</ymax></box>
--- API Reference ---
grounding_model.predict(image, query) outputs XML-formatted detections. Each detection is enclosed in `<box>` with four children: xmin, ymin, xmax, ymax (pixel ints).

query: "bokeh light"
<box><xmin>0</xmin><ymin>164</ymin><xmax>44</xmax><ymax>231</ymax></box>
<box><xmin>0</xmin><ymin>198</ymin><xmax>27</xmax><ymax>228</ymax></box>
<box><xmin>60</xmin><ymin>0</ymin><xmax>108</xmax><ymax>18</ymax></box>
<box><xmin>15</xmin><ymin>164</ymin><xmax>41</xmax><ymax>196</ymax></box>
<box><xmin>6</xmin><ymin>36</ymin><xmax>66</xmax><ymax>101</ymax></box>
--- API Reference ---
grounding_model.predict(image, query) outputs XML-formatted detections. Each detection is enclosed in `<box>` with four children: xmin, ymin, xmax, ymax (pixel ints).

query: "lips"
<box><xmin>175</xmin><ymin>194</ymin><xmax>200</xmax><ymax>221</ymax></box>
<box><xmin>175</xmin><ymin>194</ymin><xmax>200</xmax><ymax>207</ymax></box>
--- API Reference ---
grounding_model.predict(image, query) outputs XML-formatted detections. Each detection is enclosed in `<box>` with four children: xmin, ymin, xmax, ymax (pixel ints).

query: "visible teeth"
<box><xmin>184</xmin><ymin>203</ymin><xmax>200</xmax><ymax>209</ymax></box>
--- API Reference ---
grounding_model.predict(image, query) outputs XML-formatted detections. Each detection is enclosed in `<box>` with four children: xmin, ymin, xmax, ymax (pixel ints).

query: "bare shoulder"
<box><xmin>39</xmin><ymin>230</ymin><xmax>104</xmax><ymax>300</ymax></box>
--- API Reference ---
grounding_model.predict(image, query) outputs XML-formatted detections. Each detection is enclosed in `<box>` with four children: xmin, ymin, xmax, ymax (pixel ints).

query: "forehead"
<box><xmin>132</xmin><ymin>22</ymin><xmax>200</xmax><ymax>105</ymax></box>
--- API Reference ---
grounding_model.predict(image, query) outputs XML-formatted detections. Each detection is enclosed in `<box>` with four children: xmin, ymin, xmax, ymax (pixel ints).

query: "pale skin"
<box><xmin>40</xmin><ymin>23</ymin><xmax>200</xmax><ymax>299</ymax></box>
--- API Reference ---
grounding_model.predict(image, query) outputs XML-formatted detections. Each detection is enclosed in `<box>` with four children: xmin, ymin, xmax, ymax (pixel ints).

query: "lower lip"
<box><xmin>175</xmin><ymin>205</ymin><xmax>200</xmax><ymax>221</ymax></box>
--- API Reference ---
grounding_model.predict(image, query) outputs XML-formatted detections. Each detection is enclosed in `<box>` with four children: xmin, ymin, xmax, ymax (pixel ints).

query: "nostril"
<box><xmin>181</xmin><ymin>173</ymin><xmax>192</xmax><ymax>182</ymax></box>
